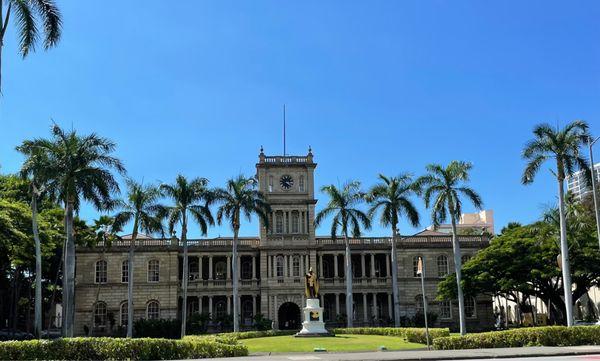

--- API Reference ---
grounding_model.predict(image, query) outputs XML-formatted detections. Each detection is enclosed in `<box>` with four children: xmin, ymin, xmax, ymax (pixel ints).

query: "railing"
<box><xmin>315</xmin><ymin>235</ymin><xmax>488</xmax><ymax>246</ymax></box>
<box><xmin>263</xmin><ymin>156</ymin><xmax>310</xmax><ymax>164</ymax></box>
<box><xmin>93</xmin><ymin>237</ymin><xmax>260</xmax><ymax>248</ymax></box>
<box><xmin>189</xmin><ymin>279</ymin><xmax>259</xmax><ymax>288</ymax></box>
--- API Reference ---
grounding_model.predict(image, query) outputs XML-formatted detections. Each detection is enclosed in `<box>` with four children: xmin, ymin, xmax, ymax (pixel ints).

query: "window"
<box><xmin>241</xmin><ymin>260</ymin><xmax>252</xmax><ymax>279</ymax></box>
<box><xmin>439</xmin><ymin>300</ymin><xmax>451</xmax><ymax>319</ymax></box>
<box><xmin>120</xmin><ymin>302</ymin><xmax>128</xmax><ymax>326</ymax></box>
<box><xmin>121</xmin><ymin>260</ymin><xmax>128</xmax><ymax>283</ymax></box>
<box><xmin>276</xmin><ymin>256</ymin><xmax>285</xmax><ymax>278</ymax></box>
<box><xmin>415</xmin><ymin>295</ymin><xmax>427</xmax><ymax>314</ymax></box>
<box><xmin>148</xmin><ymin>260</ymin><xmax>160</xmax><ymax>282</ymax></box>
<box><xmin>94</xmin><ymin>302</ymin><xmax>107</xmax><ymax>327</ymax></box>
<box><xmin>437</xmin><ymin>255</ymin><xmax>449</xmax><ymax>278</ymax></box>
<box><xmin>461</xmin><ymin>255</ymin><xmax>471</xmax><ymax>264</ymax></box>
<box><xmin>147</xmin><ymin>301</ymin><xmax>160</xmax><ymax>319</ymax></box>
<box><xmin>291</xmin><ymin>211</ymin><xmax>299</xmax><ymax>233</ymax></box>
<box><xmin>412</xmin><ymin>256</ymin><xmax>423</xmax><ymax>278</ymax></box>
<box><xmin>275</xmin><ymin>211</ymin><xmax>284</xmax><ymax>234</ymax></box>
<box><xmin>292</xmin><ymin>255</ymin><xmax>300</xmax><ymax>277</ymax></box>
<box><xmin>95</xmin><ymin>260</ymin><xmax>107</xmax><ymax>284</ymax></box>
<box><xmin>215</xmin><ymin>261</ymin><xmax>227</xmax><ymax>280</ymax></box>
<box><xmin>242</xmin><ymin>300</ymin><xmax>253</xmax><ymax>324</ymax></box>
<box><xmin>465</xmin><ymin>297</ymin><xmax>476</xmax><ymax>317</ymax></box>
<box><xmin>189</xmin><ymin>258</ymin><xmax>199</xmax><ymax>280</ymax></box>
<box><xmin>299</xmin><ymin>175</ymin><xmax>305</xmax><ymax>192</ymax></box>
<box><xmin>215</xmin><ymin>301</ymin><xmax>227</xmax><ymax>317</ymax></box>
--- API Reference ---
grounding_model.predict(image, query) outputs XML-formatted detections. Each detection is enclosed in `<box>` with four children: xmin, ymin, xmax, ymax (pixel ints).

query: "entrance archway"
<box><xmin>278</xmin><ymin>302</ymin><xmax>301</xmax><ymax>330</ymax></box>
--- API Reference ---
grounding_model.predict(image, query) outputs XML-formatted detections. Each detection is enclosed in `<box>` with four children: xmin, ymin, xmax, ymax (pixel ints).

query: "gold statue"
<box><xmin>305</xmin><ymin>267</ymin><xmax>319</xmax><ymax>298</ymax></box>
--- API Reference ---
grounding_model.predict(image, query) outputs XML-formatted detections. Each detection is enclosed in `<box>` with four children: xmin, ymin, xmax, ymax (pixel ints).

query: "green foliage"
<box><xmin>186</xmin><ymin>312</ymin><xmax>211</xmax><ymax>334</ymax></box>
<box><xmin>133</xmin><ymin>319</ymin><xmax>181</xmax><ymax>339</ymax></box>
<box><xmin>252</xmin><ymin>313</ymin><xmax>272</xmax><ymax>331</ymax></box>
<box><xmin>0</xmin><ymin>336</ymin><xmax>248</xmax><ymax>360</ymax></box>
<box><xmin>433</xmin><ymin>326</ymin><xmax>600</xmax><ymax>350</ymax></box>
<box><xmin>332</xmin><ymin>327</ymin><xmax>450</xmax><ymax>344</ymax></box>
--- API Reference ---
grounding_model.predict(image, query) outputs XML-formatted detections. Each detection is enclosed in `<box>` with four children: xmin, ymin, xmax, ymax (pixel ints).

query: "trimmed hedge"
<box><xmin>0</xmin><ymin>336</ymin><xmax>248</xmax><ymax>360</ymax></box>
<box><xmin>185</xmin><ymin>330</ymin><xmax>297</xmax><ymax>345</ymax></box>
<box><xmin>332</xmin><ymin>327</ymin><xmax>450</xmax><ymax>344</ymax></box>
<box><xmin>433</xmin><ymin>326</ymin><xmax>600</xmax><ymax>350</ymax></box>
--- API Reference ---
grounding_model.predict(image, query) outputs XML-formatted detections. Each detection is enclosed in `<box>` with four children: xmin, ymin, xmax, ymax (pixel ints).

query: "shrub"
<box><xmin>332</xmin><ymin>327</ymin><xmax>450</xmax><ymax>344</ymax></box>
<box><xmin>252</xmin><ymin>313</ymin><xmax>273</xmax><ymax>331</ymax></box>
<box><xmin>185</xmin><ymin>329</ymin><xmax>297</xmax><ymax>343</ymax></box>
<box><xmin>433</xmin><ymin>326</ymin><xmax>600</xmax><ymax>350</ymax></box>
<box><xmin>0</xmin><ymin>336</ymin><xmax>248</xmax><ymax>360</ymax></box>
<box><xmin>186</xmin><ymin>312</ymin><xmax>211</xmax><ymax>334</ymax></box>
<box><xmin>133</xmin><ymin>318</ymin><xmax>181</xmax><ymax>339</ymax></box>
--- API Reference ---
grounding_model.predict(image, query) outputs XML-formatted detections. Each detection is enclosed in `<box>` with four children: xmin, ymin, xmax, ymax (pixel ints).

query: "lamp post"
<box><xmin>416</xmin><ymin>256</ymin><xmax>430</xmax><ymax>350</ymax></box>
<box><xmin>588</xmin><ymin>136</ymin><xmax>600</xmax><ymax>251</ymax></box>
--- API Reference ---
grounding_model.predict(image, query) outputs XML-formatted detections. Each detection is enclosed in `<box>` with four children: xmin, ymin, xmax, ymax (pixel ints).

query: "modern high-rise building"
<box><xmin>74</xmin><ymin>149</ymin><xmax>494</xmax><ymax>335</ymax></box>
<box><xmin>566</xmin><ymin>163</ymin><xmax>600</xmax><ymax>200</ymax></box>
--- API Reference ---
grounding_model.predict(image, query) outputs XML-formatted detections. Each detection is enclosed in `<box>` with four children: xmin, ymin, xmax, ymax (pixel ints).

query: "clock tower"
<box><xmin>256</xmin><ymin>147</ymin><xmax>317</xmax><ymax>247</ymax></box>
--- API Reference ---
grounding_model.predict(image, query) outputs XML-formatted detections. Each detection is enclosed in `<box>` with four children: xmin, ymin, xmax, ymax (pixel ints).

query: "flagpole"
<box><xmin>418</xmin><ymin>256</ymin><xmax>431</xmax><ymax>350</ymax></box>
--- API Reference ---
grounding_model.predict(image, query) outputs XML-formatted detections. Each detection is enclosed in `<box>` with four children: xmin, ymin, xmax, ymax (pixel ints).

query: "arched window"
<box><xmin>292</xmin><ymin>255</ymin><xmax>300</xmax><ymax>277</ymax></box>
<box><xmin>437</xmin><ymin>255</ymin><xmax>449</xmax><ymax>278</ymax></box>
<box><xmin>275</xmin><ymin>211</ymin><xmax>284</xmax><ymax>234</ymax></box>
<box><xmin>291</xmin><ymin>211</ymin><xmax>300</xmax><ymax>233</ymax></box>
<box><xmin>299</xmin><ymin>175</ymin><xmax>305</xmax><ymax>192</ymax></box>
<box><xmin>415</xmin><ymin>295</ymin><xmax>427</xmax><ymax>314</ymax></box>
<box><xmin>439</xmin><ymin>300</ymin><xmax>451</xmax><ymax>319</ymax></box>
<box><xmin>94</xmin><ymin>301</ymin><xmax>107</xmax><ymax>327</ymax></box>
<box><xmin>215</xmin><ymin>301</ymin><xmax>227</xmax><ymax>318</ymax></box>
<box><xmin>120</xmin><ymin>302</ymin><xmax>128</xmax><ymax>326</ymax></box>
<box><xmin>121</xmin><ymin>260</ymin><xmax>128</xmax><ymax>283</ymax></box>
<box><xmin>147</xmin><ymin>300</ymin><xmax>160</xmax><ymax>319</ymax></box>
<box><xmin>95</xmin><ymin>260</ymin><xmax>107</xmax><ymax>284</ymax></box>
<box><xmin>412</xmin><ymin>256</ymin><xmax>423</xmax><ymax>278</ymax></box>
<box><xmin>241</xmin><ymin>260</ymin><xmax>252</xmax><ymax>279</ymax></box>
<box><xmin>215</xmin><ymin>261</ymin><xmax>227</xmax><ymax>280</ymax></box>
<box><xmin>465</xmin><ymin>297</ymin><xmax>476</xmax><ymax>317</ymax></box>
<box><xmin>148</xmin><ymin>260</ymin><xmax>160</xmax><ymax>282</ymax></box>
<box><xmin>276</xmin><ymin>256</ymin><xmax>285</xmax><ymax>278</ymax></box>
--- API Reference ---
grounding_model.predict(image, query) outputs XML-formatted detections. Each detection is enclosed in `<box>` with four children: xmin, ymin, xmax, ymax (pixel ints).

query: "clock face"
<box><xmin>279</xmin><ymin>175</ymin><xmax>294</xmax><ymax>190</ymax></box>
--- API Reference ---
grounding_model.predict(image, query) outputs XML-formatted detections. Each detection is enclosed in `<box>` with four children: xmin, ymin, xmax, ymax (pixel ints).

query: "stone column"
<box><xmin>335</xmin><ymin>293</ymin><xmax>340</xmax><ymax>316</ymax></box>
<box><xmin>361</xmin><ymin>253</ymin><xmax>366</xmax><ymax>278</ymax></box>
<box><xmin>226</xmin><ymin>256</ymin><xmax>231</xmax><ymax>280</ymax></box>
<box><xmin>363</xmin><ymin>293</ymin><xmax>368</xmax><ymax>322</ymax></box>
<box><xmin>334</xmin><ymin>254</ymin><xmax>339</xmax><ymax>278</ymax></box>
<box><xmin>284</xmin><ymin>256</ymin><xmax>289</xmax><ymax>278</ymax></box>
<box><xmin>274</xmin><ymin>295</ymin><xmax>278</xmax><ymax>328</ymax></box>
<box><xmin>199</xmin><ymin>256</ymin><xmax>203</xmax><ymax>280</ymax></box>
<box><xmin>372</xmin><ymin>293</ymin><xmax>377</xmax><ymax>318</ymax></box>
<box><xmin>385</xmin><ymin>254</ymin><xmax>390</xmax><ymax>278</ymax></box>
<box><xmin>237</xmin><ymin>255</ymin><xmax>241</xmax><ymax>280</ymax></box>
<box><xmin>370</xmin><ymin>254</ymin><xmax>376</xmax><ymax>277</ymax></box>
<box><xmin>319</xmin><ymin>254</ymin><xmax>324</xmax><ymax>276</ymax></box>
<box><xmin>289</xmin><ymin>255</ymin><xmax>294</xmax><ymax>277</ymax></box>
<box><xmin>268</xmin><ymin>255</ymin><xmax>272</xmax><ymax>278</ymax></box>
<box><xmin>208</xmin><ymin>256</ymin><xmax>213</xmax><ymax>280</ymax></box>
<box><xmin>252</xmin><ymin>295</ymin><xmax>257</xmax><ymax>317</ymax></box>
<box><xmin>252</xmin><ymin>256</ymin><xmax>256</xmax><ymax>279</ymax></box>
<box><xmin>199</xmin><ymin>296</ymin><xmax>203</xmax><ymax>314</ymax></box>
<box><xmin>388</xmin><ymin>293</ymin><xmax>393</xmax><ymax>319</ymax></box>
<box><xmin>227</xmin><ymin>296</ymin><xmax>231</xmax><ymax>314</ymax></box>
<box><xmin>300</xmin><ymin>254</ymin><xmax>305</xmax><ymax>274</ymax></box>
<box><xmin>208</xmin><ymin>296</ymin><xmax>213</xmax><ymax>315</ymax></box>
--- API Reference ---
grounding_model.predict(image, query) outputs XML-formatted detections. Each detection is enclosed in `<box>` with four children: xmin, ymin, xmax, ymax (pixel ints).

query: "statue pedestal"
<box><xmin>295</xmin><ymin>298</ymin><xmax>332</xmax><ymax>337</ymax></box>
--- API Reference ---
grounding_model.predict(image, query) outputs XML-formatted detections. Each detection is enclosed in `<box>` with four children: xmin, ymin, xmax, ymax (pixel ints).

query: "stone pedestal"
<box><xmin>295</xmin><ymin>298</ymin><xmax>331</xmax><ymax>337</ymax></box>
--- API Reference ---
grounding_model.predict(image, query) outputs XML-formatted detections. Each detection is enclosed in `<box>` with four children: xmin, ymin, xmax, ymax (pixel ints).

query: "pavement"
<box><xmin>202</xmin><ymin>346</ymin><xmax>600</xmax><ymax>361</ymax></box>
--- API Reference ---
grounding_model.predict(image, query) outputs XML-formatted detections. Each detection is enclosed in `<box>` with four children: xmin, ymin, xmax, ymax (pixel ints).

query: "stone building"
<box><xmin>74</xmin><ymin>150</ymin><xmax>493</xmax><ymax>335</ymax></box>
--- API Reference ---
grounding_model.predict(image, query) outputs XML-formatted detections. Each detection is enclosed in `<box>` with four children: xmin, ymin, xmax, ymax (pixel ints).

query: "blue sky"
<box><xmin>0</xmin><ymin>1</ymin><xmax>599</xmax><ymax>238</ymax></box>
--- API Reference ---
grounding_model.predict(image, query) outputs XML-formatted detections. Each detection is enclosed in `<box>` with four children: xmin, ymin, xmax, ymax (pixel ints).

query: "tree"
<box><xmin>315</xmin><ymin>181</ymin><xmax>371</xmax><ymax>328</ymax></box>
<box><xmin>113</xmin><ymin>179</ymin><xmax>164</xmax><ymax>338</ymax></box>
<box><xmin>522</xmin><ymin>120</ymin><xmax>590</xmax><ymax>326</ymax></box>
<box><xmin>214</xmin><ymin>175</ymin><xmax>270</xmax><ymax>332</ymax></box>
<box><xmin>161</xmin><ymin>175</ymin><xmax>213</xmax><ymax>337</ymax></box>
<box><xmin>15</xmin><ymin>142</ymin><xmax>52</xmax><ymax>338</ymax></box>
<box><xmin>19</xmin><ymin>125</ymin><xmax>125</xmax><ymax>337</ymax></box>
<box><xmin>0</xmin><ymin>0</ymin><xmax>61</xmax><ymax>93</ymax></box>
<box><xmin>419</xmin><ymin>161</ymin><xmax>483</xmax><ymax>335</ymax></box>
<box><xmin>366</xmin><ymin>174</ymin><xmax>420</xmax><ymax>327</ymax></box>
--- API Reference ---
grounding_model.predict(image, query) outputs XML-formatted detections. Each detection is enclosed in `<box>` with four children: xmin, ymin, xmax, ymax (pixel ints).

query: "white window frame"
<box><xmin>95</xmin><ymin>260</ymin><xmax>107</xmax><ymax>284</ymax></box>
<box><xmin>147</xmin><ymin>259</ymin><xmax>160</xmax><ymax>283</ymax></box>
<box><xmin>439</xmin><ymin>300</ymin><xmax>452</xmax><ymax>319</ymax></box>
<box><xmin>437</xmin><ymin>255</ymin><xmax>449</xmax><ymax>278</ymax></box>
<box><xmin>147</xmin><ymin>301</ymin><xmax>160</xmax><ymax>319</ymax></box>
<box><xmin>121</xmin><ymin>260</ymin><xmax>128</xmax><ymax>283</ymax></box>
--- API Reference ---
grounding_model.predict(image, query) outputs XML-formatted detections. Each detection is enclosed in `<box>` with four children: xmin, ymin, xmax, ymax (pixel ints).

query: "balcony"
<box><xmin>315</xmin><ymin>235</ymin><xmax>488</xmax><ymax>247</ymax></box>
<box><xmin>186</xmin><ymin>279</ymin><xmax>260</xmax><ymax>290</ymax></box>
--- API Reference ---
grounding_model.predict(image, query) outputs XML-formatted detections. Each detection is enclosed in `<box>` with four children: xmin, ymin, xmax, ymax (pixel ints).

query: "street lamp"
<box><xmin>588</xmin><ymin>136</ymin><xmax>600</xmax><ymax>251</ymax></box>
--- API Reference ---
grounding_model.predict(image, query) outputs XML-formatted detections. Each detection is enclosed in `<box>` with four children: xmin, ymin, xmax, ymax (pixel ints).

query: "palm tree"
<box><xmin>315</xmin><ymin>181</ymin><xmax>371</xmax><ymax>328</ymax></box>
<box><xmin>15</xmin><ymin>142</ymin><xmax>52</xmax><ymax>338</ymax></box>
<box><xmin>214</xmin><ymin>175</ymin><xmax>270</xmax><ymax>332</ymax></box>
<box><xmin>419</xmin><ymin>161</ymin><xmax>483</xmax><ymax>335</ymax></box>
<box><xmin>0</xmin><ymin>0</ymin><xmax>62</xmax><ymax>93</ymax></box>
<box><xmin>19</xmin><ymin>125</ymin><xmax>125</xmax><ymax>337</ymax></box>
<box><xmin>161</xmin><ymin>175</ymin><xmax>214</xmax><ymax>337</ymax></box>
<box><xmin>112</xmin><ymin>179</ymin><xmax>165</xmax><ymax>338</ymax></box>
<box><xmin>366</xmin><ymin>174</ymin><xmax>420</xmax><ymax>327</ymax></box>
<box><xmin>522</xmin><ymin>120</ymin><xmax>590</xmax><ymax>327</ymax></box>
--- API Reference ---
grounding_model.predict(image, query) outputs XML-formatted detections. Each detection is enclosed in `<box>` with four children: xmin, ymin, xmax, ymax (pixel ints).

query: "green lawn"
<box><xmin>241</xmin><ymin>334</ymin><xmax>426</xmax><ymax>353</ymax></box>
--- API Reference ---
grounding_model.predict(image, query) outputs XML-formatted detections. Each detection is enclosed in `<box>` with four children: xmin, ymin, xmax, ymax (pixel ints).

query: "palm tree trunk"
<box><xmin>451</xmin><ymin>216</ymin><xmax>467</xmax><ymax>335</ymax></box>
<box><xmin>232</xmin><ymin>223</ymin><xmax>240</xmax><ymax>332</ymax></box>
<box><xmin>127</xmin><ymin>218</ymin><xmax>138</xmax><ymax>338</ymax></box>
<box><xmin>63</xmin><ymin>200</ymin><xmax>76</xmax><ymax>337</ymax></box>
<box><xmin>344</xmin><ymin>232</ymin><xmax>353</xmax><ymax>328</ymax></box>
<box><xmin>31</xmin><ymin>188</ymin><xmax>42</xmax><ymax>338</ymax></box>
<box><xmin>391</xmin><ymin>226</ymin><xmax>400</xmax><ymax>327</ymax></box>
<box><xmin>557</xmin><ymin>177</ymin><xmax>574</xmax><ymax>326</ymax></box>
<box><xmin>180</xmin><ymin>217</ymin><xmax>189</xmax><ymax>337</ymax></box>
